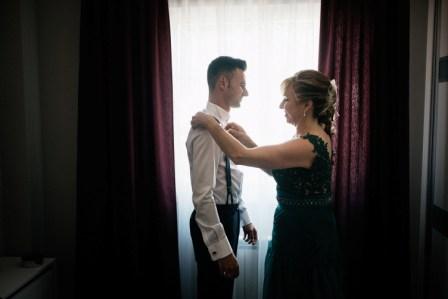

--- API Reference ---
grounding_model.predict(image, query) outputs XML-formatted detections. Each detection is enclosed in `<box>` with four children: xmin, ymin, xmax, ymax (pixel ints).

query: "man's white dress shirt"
<box><xmin>186</xmin><ymin>102</ymin><xmax>251</xmax><ymax>261</ymax></box>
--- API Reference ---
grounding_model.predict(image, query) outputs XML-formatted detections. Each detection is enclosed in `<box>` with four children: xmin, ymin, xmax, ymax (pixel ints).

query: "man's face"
<box><xmin>225</xmin><ymin>69</ymin><xmax>248</xmax><ymax>108</ymax></box>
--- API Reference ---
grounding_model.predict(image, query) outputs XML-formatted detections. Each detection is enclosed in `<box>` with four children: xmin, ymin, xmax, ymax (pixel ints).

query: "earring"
<box><xmin>303</xmin><ymin>111</ymin><xmax>307</xmax><ymax>117</ymax></box>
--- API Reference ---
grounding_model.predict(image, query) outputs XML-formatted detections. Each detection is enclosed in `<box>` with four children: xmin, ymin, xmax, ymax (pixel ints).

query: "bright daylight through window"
<box><xmin>169</xmin><ymin>1</ymin><xmax>321</xmax><ymax>297</ymax></box>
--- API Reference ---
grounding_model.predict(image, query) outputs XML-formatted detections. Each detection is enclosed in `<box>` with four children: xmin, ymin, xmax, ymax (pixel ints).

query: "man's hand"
<box><xmin>242</xmin><ymin>223</ymin><xmax>258</xmax><ymax>245</ymax></box>
<box><xmin>217</xmin><ymin>253</ymin><xmax>239</xmax><ymax>279</ymax></box>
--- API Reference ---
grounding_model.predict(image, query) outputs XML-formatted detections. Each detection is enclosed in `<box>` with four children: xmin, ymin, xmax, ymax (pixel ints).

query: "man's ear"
<box><xmin>217</xmin><ymin>74</ymin><xmax>229</xmax><ymax>90</ymax></box>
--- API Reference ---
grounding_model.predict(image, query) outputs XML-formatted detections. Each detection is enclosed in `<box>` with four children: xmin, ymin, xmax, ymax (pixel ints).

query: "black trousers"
<box><xmin>190</xmin><ymin>204</ymin><xmax>240</xmax><ymax>299</ymax></box>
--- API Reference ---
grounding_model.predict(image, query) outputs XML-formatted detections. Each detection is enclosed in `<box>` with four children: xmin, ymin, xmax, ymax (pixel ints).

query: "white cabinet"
<box><xmin>0</xmin><ymin>257</ymin><xmax>55</xmax><ymax>299</ymax></box>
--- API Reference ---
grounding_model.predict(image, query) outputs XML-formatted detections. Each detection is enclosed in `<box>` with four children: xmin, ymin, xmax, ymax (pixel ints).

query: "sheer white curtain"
<box><xmin>169</xmin><ymin>1</ymin><xmax>320</xmax><ymax>298</ymax></box>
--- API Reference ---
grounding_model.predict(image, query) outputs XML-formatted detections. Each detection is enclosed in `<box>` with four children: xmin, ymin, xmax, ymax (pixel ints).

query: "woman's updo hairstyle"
<box><xmin>282</xmin><ymin>70</ymin><xmax>338</xmax><ymax>136</ymax></box>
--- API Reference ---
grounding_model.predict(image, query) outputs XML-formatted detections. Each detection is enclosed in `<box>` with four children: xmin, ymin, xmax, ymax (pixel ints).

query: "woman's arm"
<box><xmin>225</xmin><ymin>122</ymin><xmax>272</xmax><ymax>175</ymax></box>
<box><xmin>192</xmin><ymin>113</ymin><xmax>316</xmax><ymax>170</ymax></box>
<box><xmin>225</xmin><ymin>122</ymin><xmax>257</xmax><ymax>148</ymax></box>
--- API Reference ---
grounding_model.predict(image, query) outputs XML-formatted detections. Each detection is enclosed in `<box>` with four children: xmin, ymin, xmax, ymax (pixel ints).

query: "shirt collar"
<box><xmin>205</xmin><ymin>101</ymin><xmax>230</xmax><ymax>125</ymax></box>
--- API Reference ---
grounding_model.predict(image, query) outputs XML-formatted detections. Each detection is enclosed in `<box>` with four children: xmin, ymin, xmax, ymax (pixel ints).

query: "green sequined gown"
<box><xmin>263</xmin><ymin>134</ymin><xmax>345</xmax><ymax>299</ymax></box>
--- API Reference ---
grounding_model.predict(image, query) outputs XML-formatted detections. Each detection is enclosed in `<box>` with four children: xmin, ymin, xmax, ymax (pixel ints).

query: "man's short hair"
<box><xmin>207</xmin><ymin>56</ymin><xmax>247</xmax><ymax>91</ymax></box>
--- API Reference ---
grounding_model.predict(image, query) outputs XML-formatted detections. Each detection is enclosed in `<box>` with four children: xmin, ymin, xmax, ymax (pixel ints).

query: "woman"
<box><xmin>191</xmin><ymin>70</ymin><xmax>344</xmax><ymax>299</ymax></box>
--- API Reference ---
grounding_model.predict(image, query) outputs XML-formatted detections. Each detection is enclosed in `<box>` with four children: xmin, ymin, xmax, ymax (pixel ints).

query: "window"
<box><xmin>169</xmin><ymin>1</ymin><xmax>320</xmax><ymax>297</ymax></box>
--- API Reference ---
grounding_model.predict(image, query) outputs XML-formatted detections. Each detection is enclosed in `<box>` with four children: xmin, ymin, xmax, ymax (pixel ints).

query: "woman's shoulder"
<box><xmin>301</xmin><ymin>132</ymin><xmax>331</xmax><ymax>158</ymax></box>
<box><xmin>302</xmin><ymin>131</ymin><xmax>330</xmax><ymax>143</ymax></box>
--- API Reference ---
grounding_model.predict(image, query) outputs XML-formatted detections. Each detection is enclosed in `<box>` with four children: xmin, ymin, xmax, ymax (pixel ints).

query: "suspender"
<box><xmin>211</xmin><ymin>116</ymin><xmax>235</xmax><ymax>206</ymax></box>
<box><xmin>224</xmin><ymin>155</ymin><xmax>234</xmax><ymax>205</ymax></box>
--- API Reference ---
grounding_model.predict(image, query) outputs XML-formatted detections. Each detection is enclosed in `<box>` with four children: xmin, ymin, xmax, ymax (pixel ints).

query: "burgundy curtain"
<box><xmin>319</xmin><ymin>0</ymin><xmax>409</xmax><ymax>298</ymax></box>
<box><xmin>76</xmin><ymin>1</ymin><xmax>180</xmax><ymax>298</ymax></box>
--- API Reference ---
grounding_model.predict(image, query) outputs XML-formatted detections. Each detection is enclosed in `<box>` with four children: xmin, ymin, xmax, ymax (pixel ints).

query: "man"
<box><xmin>187</xmin><ymin>56</ymin><xmax>258</xmax><ymax>299</ymax></box>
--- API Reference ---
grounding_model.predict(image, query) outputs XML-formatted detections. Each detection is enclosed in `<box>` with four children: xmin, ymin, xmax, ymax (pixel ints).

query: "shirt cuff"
<box><xmin>207</xmin><ymin>237</ymin><xmax>233</xmax><ymax>261</ymax></box>
<box><xmin>240</xmin><ymin>210</ymin><xmax>251</xmax><ymax>227</ymax></box>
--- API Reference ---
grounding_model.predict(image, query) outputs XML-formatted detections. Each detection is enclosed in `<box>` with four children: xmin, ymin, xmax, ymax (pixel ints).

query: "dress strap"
<box><xmin>301</xmin><ymin>133</ymin><xmax>331</xmax><ymax>161</ymax></box>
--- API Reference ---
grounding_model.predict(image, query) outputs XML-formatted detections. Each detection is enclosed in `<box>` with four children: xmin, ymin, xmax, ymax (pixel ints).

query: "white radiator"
<box><xmin>233</xmin><ymin>239</ymin><xmax>269</xmax><ymax>299</ymax></box>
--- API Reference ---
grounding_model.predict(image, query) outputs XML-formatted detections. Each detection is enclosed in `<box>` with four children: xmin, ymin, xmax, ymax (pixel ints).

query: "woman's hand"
<box><xmin>225</xmin><ymin>122</ymin><xmax>256</xmax><ymax>148</ymax></box>
<box><xmin>191</xmin><ymin>112</ymin><xmax>215</xmax><ymax>129</ymax></box>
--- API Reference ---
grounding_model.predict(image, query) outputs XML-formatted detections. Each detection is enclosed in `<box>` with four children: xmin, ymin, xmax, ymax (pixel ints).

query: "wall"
<box><xmin>409</xmin><ymin>0</ymin><xmax>448</xmax><ymax>298</ymax></box>
<box><xmin>0</xmin><ymin>0</ymin><xmax>43</xmax><ymax>259</ymax></box>
<box><xmin>0</xmin><ymin>0</ymin><xmax>79</xmax><ymax>298</ymax></box>
<box><xmin>409</xmin><ymin>1</ymin><xmax>430</xmax><ymax>298</ymax></box>
<box><xmin>37</xmin><ymin>0</ymin><xmax>79</xmax><ymax>297</ymax></box>
<box><xmin>0</xmin><ymin>168</ymin><xmax>3</xmax><ymax>256</ymax></box>
<box><xmin>429</xmin><ymin>0</ymin><xmax>448</xmax><ymax>297</ymax></box>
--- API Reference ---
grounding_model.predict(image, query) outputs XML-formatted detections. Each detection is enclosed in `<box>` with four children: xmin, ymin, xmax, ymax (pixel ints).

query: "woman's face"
<box><xmin>279</xmin><ymin>85</ymin><xmax>305</xmax><ymax>125</ymax></box>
